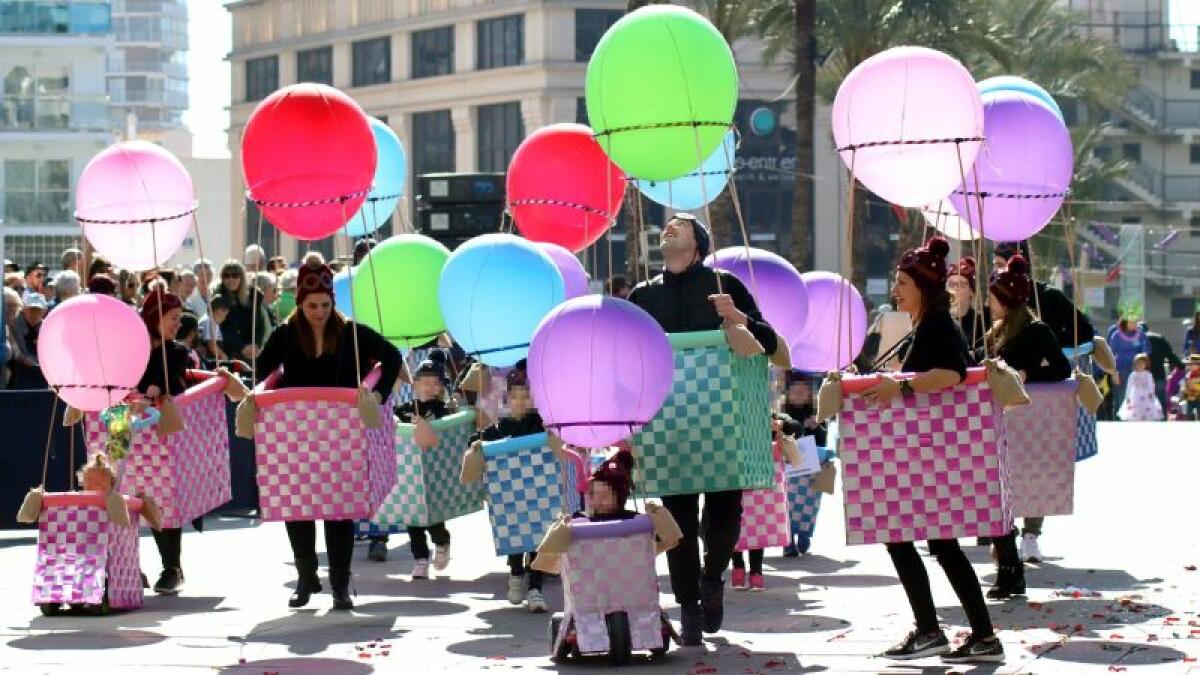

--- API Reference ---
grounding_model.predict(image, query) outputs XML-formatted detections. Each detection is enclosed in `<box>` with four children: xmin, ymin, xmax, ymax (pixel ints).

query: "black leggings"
<box><xmin>731</xmin><ymin>549</ymin><xmax>763</xmax><ymax>573</ymax></box>
<box><xmin>507</xmin><ymin>552</ymin><xmax>544</xmax><ymax>590</ymax></box>
<box><xmin>662</xmin><ymin>490</ymin><xmax>743</xmax><ymax>607</ymax></box>
<box><xmin>886</xmin><ymin>539</ymin><xmax>994</xmax><ymax>638</ymax></box>
<box><xmin>407</xmin><ymin>523</ymin><xmax>450</xmax><ymax>560</ymax></box>
<box><xmin>151</xmin><ymin>527</ymin><xmax>182</xmax><ymax>570</ymax></box>
<box><xmin>285</xmin><ymin>520</ymin><xmax>354</xmax><ymax>574</ymax></box>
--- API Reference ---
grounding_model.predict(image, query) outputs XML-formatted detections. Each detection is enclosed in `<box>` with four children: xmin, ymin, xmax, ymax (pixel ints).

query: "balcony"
<box><xmin>0</xmin><ymin>1</ymin><xmax>111</xmax><ymax>36</ymax></box>
<box><xmin>0</xmin><ymin>95</ymin><xmax>110</xmax><ymax>133</ymax></box>
<box><xmin>1076</xmin><ymin>12</ymin><xmax>1199</xmax><ymax>55</ymax></box>
<box><xmin>1103</xmin><ymin>159</ymin><xmax>1200</xmax><ymax>207</ymax></box>
<box><xmin>107</xmin><ymin>88</ymin><xmax>187</xmax><ymax>109</ymax></box>
<box><xmin>107</xmin><ymin>54</ymin><xmax>187</xmax><ymax>79</ymax></box>
<box><xmin>1117</xmin><ymin>87</ymin><xmax>1200</xmax><ymax>134</ymax></box>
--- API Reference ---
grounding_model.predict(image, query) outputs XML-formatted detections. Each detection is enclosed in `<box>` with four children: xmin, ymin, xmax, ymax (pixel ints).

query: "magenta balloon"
<box><xmin>790</xmin><ymin>272</ymin><xmax>867</xmax><ymax>372</ymax></box>
<box><xmin>947</xmin><ymin>91</ymin><xmax>1073</xmax><ymax>242</ymax></box>
<box><xmin>38</xmin><ymin>294</ymin><xmax>152</xmax><ymax>412</ymax></box>
<box><xmin>704</xmin><ymin>246</ymin><xmax>809</xmax><ymax>349</ymax></box>
<box><xmin>832</xmin><ymin>46</ymin><xmax>984</xmax><ymax>208</ymax></box>
<box><xmin>529</xmin><ymin>296</ymin><xmax>673</xmax><ymax>447</ymax></box>
<box><xmin>537</xmin><ymin>242</ymin><xmax>591</xmax><ymax>299</ymax></box>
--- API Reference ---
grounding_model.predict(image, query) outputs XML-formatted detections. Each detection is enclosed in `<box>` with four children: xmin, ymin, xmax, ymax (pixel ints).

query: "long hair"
<box><xmin>288</xmin><ymin>301</ymin><xmax>346</xmax><ymax>358</ymax></box>
<box><xmin>916</xmin><ymin>286</ymin><xmax>952</xmax><ymax>324</ymax></box>
<box><xmin>985</xmin><ymin>303</ymin><xmax>1035</xmax><ymax>354</ymax></box>
<box><xmin>216</xmin><ymin>260</ymin><xmax>251</xmax><ymax>306</ymax></box>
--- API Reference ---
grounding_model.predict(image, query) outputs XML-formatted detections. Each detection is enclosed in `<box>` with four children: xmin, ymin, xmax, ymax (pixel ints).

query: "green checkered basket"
<box><xmin>631</xmin><ymin>330</ymin><xmax>773</xmax><ymax>497</ymax></box>
<box><xmin>371</xmin><ymin>410</ymin><xmax>485</xmax><ymax>528</ymax></box>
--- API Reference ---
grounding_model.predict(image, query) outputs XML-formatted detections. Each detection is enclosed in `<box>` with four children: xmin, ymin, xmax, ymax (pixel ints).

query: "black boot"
<box><xmin>700</xmin><ymin>577</ymin><xmax>724</xmax><ymax>633</ymax></box>
<box><xmin>289</xmin><ymin>555</ymin><xmax>322</xmax><ymax>608</ymax></box>
<box><xmin>330</xmin><ymin>569</ymin><xmax>354</xmax><ymax>611</ymax></box>
<box><xmin>986</xmin><ymin>563</ymin><xmax>1027</xmax><ymax>600</ymax></box>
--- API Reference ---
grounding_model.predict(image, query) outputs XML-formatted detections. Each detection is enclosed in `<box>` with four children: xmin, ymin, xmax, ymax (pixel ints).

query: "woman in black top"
<box><xmin>255</xmin><ymin>260</ymin><xmax>402</xmax><ymax>611</ymax></box>
<box><xmin>980</xmin><ymin>255</ymin><xmax>1071</xmax><ymax>599</ymax></box>
<box><xmin>947</xmin><ymin>257</ymin><xmax>989</xmax><ymax>354</ymax></box>
<box><xmin>861</xmin><ymin>237</ymin><xmax>1003</xmax><ymax>665</ymax></box>
<box><xmin>213</xmin><ymin>260</ymin><xmax>268</xmax><ymax>363</ymax></box>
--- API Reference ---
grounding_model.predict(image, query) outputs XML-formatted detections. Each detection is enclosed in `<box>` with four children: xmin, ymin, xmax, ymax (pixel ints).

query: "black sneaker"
<box><xmin>881</xmin><ymin>629</ymin><xmax>950</xmax><ymax>660</ymax></box>
<box><xmin>153</xmin><ymin>568</ymin><xmax>184</xmax><ymax>595</ymax></box>
<box><xmin>943</xmin><ymin>635</ymin><xmax>1004</xmax><ymax>664</ymax></box>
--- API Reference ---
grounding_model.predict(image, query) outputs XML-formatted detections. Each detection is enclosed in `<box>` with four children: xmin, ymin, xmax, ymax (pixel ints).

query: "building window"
<box><xmin>1121</xmin><ymin>143</ymin><xmax>1141</xmax><ymax>162</ymax></box>
<box><xmin>352</xmin><ymin>37</ymin><xmax>391</xmax><ymax>87</ymax></box>
<box><xmin>3</xmin><ymin>159</ymin><xmax>70</xmax><ymax>225</ymax></box>
<box><xmin>576</xmin><ymin>97</ymin><xmax>588</xmax><ymax>125</ymax></box>
<box><xmin>245</xmin><ymin>55</ymin><xmax>278</xmax><ymax>102</ymax></box>
<box><xmin>412</xmin><ymin>27</ymin><xmax>454</xmax><ymax>79</ymax></box>
<box><xmin>575</xmin><ymin>9</ymin><xmax>622</xmax><ymax>62</ymax></box>
<box><xmin>1192</xmin><ymin>69</ymin><xmax>1200</xmax><ymax>90</ymax></box>
<box><xmin>477</xmin><ymin>15</ymin><xmax>524</xmax><ymax>70</ymax></box>
<box><xmin>477</xmin><ymin>102</ymin><xmax>524</xmax><ymax>173</ymax></box>
<box><xmin>244</xmin><ymin>199</ymin><xmax>278</xmax><ymax>259</ymax></box>
<box><xmin>0</xmin><ymin>1</ymin><xmax>111</xmax><ymax>35</ymax></box>
<box><xmin>2</xmin><ymin>65</ymin><xmax>85</xmax><ymax>131</ymax></box>
<box><xmin>1191</xmin><ymin>144</ymin><xmax>1200</xmax><ymax>164</ymax></box>
<box><xmin>412</xmin><ymin>110</ymin><xmax>456</xmax><ymax>179</ymax></box>
<box><xmin>297</xmin><ymin>46</ymin><xmax>333</xmax><ymax>85</ymax></box>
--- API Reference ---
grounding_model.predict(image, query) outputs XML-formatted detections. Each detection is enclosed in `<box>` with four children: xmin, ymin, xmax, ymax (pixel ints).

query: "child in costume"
<box><xmin>729</xmin><ymin>411</ymin><xmax>800</xmax><ymax>591</ymax></box>
<box><xmin>780</xmin><ymin>371</ymin><xmax>827</xmax><ymax>557</ymax></box>
<box><xmin>1118</xmin><ymin>353</ymin><xmax>1164</xmax><ymax>421</ymax></box>
<box><xmin>1182</xmin><ymin>355</ymin><xmax>1200</xmax><ymax>420</ymax></box>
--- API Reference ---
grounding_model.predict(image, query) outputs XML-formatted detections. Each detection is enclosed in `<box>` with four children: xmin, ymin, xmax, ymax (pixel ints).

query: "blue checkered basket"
<box><xmin>483</xmin><ymin>432</ymin><xmax>576</xmax><ymax>556</ymax></box>
<box><xmin>1075</xmin><ymin>404</ymin><xmax>1099</xmax><ymax>462</ymax></box>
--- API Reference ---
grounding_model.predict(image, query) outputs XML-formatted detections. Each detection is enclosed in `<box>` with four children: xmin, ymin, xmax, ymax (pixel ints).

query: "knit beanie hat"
<box><xmin>506</xmin><ymin>358</ymin><xmax>529</xmax><ymax>389</ymax></box>
<box><xmin>87</xmin><ymin>273</ymin><xmax>118</xmax><ymax>296</ymax></box>
<box><xmin>994</xmin><ymin>240</ymin><xmax>1031</xmax><ymax>262</ymax></box>
<box><xmin>141</xmin><ymin>289</ymin><xmax>183</xmax><ymax>336</ymax></box>
<box><xmin>589</xmin><ymin>449</ymin><xmax>634</xmax><ymax>505</ymax></box>
<box><xmin>896</xmin><ymin>236</ymin><xmax>951</xmax><ymax>293</ymax></box>
<box><xmin>296</xmin><ymin>261</ymin><xmax>334</xmax><ymax>306</ymax></box>
<box><xmin>415</xmin><ymin>349</ymin><xmax>448</xmax><ymax>382</ymax></box>
<box><xmin>671</xmin><ymin>213</ymin><xmax>711</xmax><ymax>259</ymax></box>
<box><xmin>989</xmin><ymin>254</ymin><xmax>1033</xmax><ymax>308</ymax></box>
<box><xmin>948</xmin><ymin>256</ymin><xmax>977</xmax><ymax>290</ymax></box>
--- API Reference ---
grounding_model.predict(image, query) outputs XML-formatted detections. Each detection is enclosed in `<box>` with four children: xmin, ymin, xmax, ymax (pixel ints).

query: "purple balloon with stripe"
<box><xmin>705</xmin><ymin>246</ymin><xmax>809</xmax><ymax>352</ymax></box>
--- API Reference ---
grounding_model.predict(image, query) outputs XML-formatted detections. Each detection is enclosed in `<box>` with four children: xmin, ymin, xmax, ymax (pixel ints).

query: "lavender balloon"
<box><xmin>529</xmin><ymin>295</ymin><xmax>673</xmax><ymax>447</ymax></box>
<box><xmin>704</xmin><ymin>246</ymin><xmax>809</xmax><ymax>350</ymax></box>
<box><xmin>537</xmin><ymin>242</ymin><xmax>591</xmax><ymax>299</ymax></box>
<box><xmin>790</xmin><ymin>272</ymin><xmax>867</xmax><ymax>372</ymax></box>
<box><xmin>948</xmin><ymin>90</ymin><xmax>1073</xmax><ymax>242</ymax></box>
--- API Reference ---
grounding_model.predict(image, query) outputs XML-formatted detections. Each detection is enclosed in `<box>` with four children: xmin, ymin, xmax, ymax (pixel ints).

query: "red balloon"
<box><xmin>507</xmin><ymin>123</ymin><xmax>626</xmax><ymax>253</ymax></box>
<box><xmin>241</xmin><ymin>83</ymin><xmax>376</xmax><ymax>241</ymax></box>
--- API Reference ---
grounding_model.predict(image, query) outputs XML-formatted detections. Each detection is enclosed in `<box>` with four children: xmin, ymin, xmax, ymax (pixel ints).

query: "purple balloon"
<box><xmin>790</xmin><ymin>272</ymin><xmax>867</xmax><ymax>372</ymax></box>
<box><xmin>529</xmin><ymin>296</ymin><xmax>673</xmax><ymax>447</ymax></box>
<box><xmin>537</xmin><ymin>242</ymin><xmax>590</xmax><ymax>299</ymax></box>
<box><xmin>705</xmin><ymin>246</ymin><xmax>809</xmax><ymax>349</ymax></box>
<box><xmin>948</xmin><ymin>91</ymin><xmax>1073</xmax><ymax>242</ymax></box>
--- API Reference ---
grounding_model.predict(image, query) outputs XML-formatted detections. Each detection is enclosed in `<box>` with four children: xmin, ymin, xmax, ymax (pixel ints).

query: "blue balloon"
<box><xmin>345</xmin><ymin>118</ymin><xmax>407</xmax><ymax>237</ymax></box>
<box><xmin>438</xmin><ymin>233</ymin><xmax>565</xmax><ymax>367</ymax></box>
<box><xmin>636</xmin><ymin>131</ymin><xmax>736</xmax><ymax>211</ymax></box>
<box><xmin>978</xmin><ymin>76</ymin><xmax>1063</xmax><ymax>121</ymax></box>
<box><xmin>333</xmin><ymin>267</ymin><xmax>355</xmax><ymax>320</ymax></box>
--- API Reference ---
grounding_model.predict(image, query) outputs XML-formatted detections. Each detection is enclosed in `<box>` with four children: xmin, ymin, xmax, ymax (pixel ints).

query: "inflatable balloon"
<box><xmin>352</xmin><ymin>234</ymin><xmax>450</xmax><ymax>349</ymax></box>
<box><xmin>529</xmin><ymin>295</ymin><xmax>673</xmax><ymax>447</ymax></box>
<box><xmin>832</xmin><ymin>46</ymin><xmax>984</xmax><ymax>208</ymax></box>
<box><xmin>332</xmin><ymin>267</ymin><xmax>355</xmax><ymax>320</ymax></box>
<box><xmin>705</xmin><ymin>246</ymin><xmax>809</xmax><ymax>350</ymax></box>
<box><xmin>638</xmin><ymin>131</ymin><xmax>736</xmax><ymax>210</ymax></box>
<box><xmin>978</xmin><ymin>76</ymin><xmax>1063</xmax><ymax>120</ymax></box>
<box><xmin>75</xmin><ymin>141</ymin><xmax>195</xmax><ymax>270</ymax></box>
<box><xmin>242</xmin><ymin>83</ymin><xmax>376</xmax><ymax>241</ymax></box>
<box><xmin>38</xmin><ymin>294</ymin><xmax>151</xmax><ymax>411</ymax></box>
<box><xmin>920</xmin><ymin>200</ymin><xmax>978</xmax><ymax>240</ymax></box>
<box><xmin>585</xmin><ymin>5</ymin><xmax>737</xmax><ymax>181</ymax></box>
<box><xmin>537</xmin><ymin>243</ymin><xmax>590</xmax><ymax>299</ymax></box>
<box><xmin>507</xmin><ymin>124</ymin><xmax>625</xmax><ymax>253</ymax></box>
<box><xmin>346</xmin><ymin>117</ymin><xmax>406</xmax><ymax>237</ymax></box>
<box><xmin>947</xmin><ymin>90</ymin><xmax>1073</xmax><ymax>242</ymax></box>
<box><xmin>790</xmin><ymin>272</ymin><xmax>867</xmax><ymax>372</ymax></box>
<box><xmin>439</xmin><ymin>234</ymin><xmax>565</xmax><ymax>367</ymax></box>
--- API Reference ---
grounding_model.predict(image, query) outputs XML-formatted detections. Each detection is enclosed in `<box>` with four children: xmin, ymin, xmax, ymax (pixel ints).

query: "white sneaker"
<box><xmin>507</xmin><ymin>574</ymin><xmax>525</xmax><ymax>605</ymax></box>
<box><xmin>525</xmin><ymin>588</ymin><xmax>548</xmax><ymax>613</ymax></box>
<box><xmin>1020</xmin><ymin>533</ymin><xmax>1042</xmax><ymax>563</ymax></box>
<box><xmin>412</xmin><ymin>560</ymin><xmax>430</xmax><ymax>580</ymax></box>
<box><xmin>433</xmin><ymin>543</ymin><xmax>450</xmax><ymax>571</ymax></box>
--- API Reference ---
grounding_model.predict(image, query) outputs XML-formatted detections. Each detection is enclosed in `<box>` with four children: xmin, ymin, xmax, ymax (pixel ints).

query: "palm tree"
<box><xmin>620</xmin><ymin>0</ymin><xmax>666</xmax><ymax>283</ymax></box>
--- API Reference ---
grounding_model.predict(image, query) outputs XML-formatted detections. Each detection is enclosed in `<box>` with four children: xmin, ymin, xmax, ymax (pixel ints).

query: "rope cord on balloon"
<box><xmin>835</xmin><ymin>150</ymin><xmax>858</xmax><ymax>372</ymax></box>
<box><xmin>690</xmin><ymin>126</ymin><xmax>723</xmax><ymax>296</ymax></box>
<box><xmin>149</xmin><ymin>213</ymin><xmax>174</xmax><ymax>411</ymax></box>
<box><xmin>50</xmin><ymin>383</ymin><xmax>134</xmax><ymax>391</ymax></box>
<box><xmin>954</xmin><ymin>140</ymin><xmax>995</xmax><ymax>360</ymax></box>
<box><xmin>365</xmin><ymin>192</ymin><xmax>403</xmax><ymax>203</ymax></box>
<box><xmin>246</xmin><ymin>186</ymin><xmax>372</xmax><ymax>209</ymax></box>
<box><xmin>1026</xmin><ymin>239</ymin><xmax>1044</xmax><ymax>320</ymax></box>
<box><xmin>722</xmin><ymin>126</ymin><xmax>761</xmax><ymax>312</ymax></box>
<box><xmin>467</xmin><ymin>342</ymin><xmax>529</xmax><ymax>357</ymax></box>
<box><xmin>1062</xmin><ymin>205</ymin><xmax>1082</xmax><ymax>368</ymax></box>
<box><xmin>508</xmin><ymin>198</ymin><xmax>618</xmax><ymax>219</ymax></box>
<box><xmin>954</xmin><ymin>190</ymin><xmax>1068</xmax><ymax>200</ymax></box>
<box><xmin>337</xmin><ymin>202</ymin><xmax>367</xmax><ymax>405</ymax></box>
<box><xmin>593</xmin><ymin>120</ymin><xmax>731</xmax><ymax>138</ymax></box>
<box><xmin>548</xmin><ymin>420</ymin><xmax>649</xmax><ymax>430</ymax></box>
<box><xmin>188</xmin><ymin>212</ymin><xmax>222</xmax><ymax>360</ymax></box>
<box><xmin>836</xmin><ymin>136</ymin><xmax>985</xmax><ymax>152</ymax></box>
<box><xmin>633</xmin><ymin>187</ymin><xmax>648</xmax><ymax>283</ymax></box>
<box><xmin>249</xmin><ymin>208</ymin><xmax>265</xmax><ymax>387</ymax></box>
<box><xmin>76</xmin><ymin>206</ymin><xmax>198</xmax><ymax>225</ymax></box>
<box><xmin>68</xmin><ymin>421</ymin><xmax>76</xmax><ymax>491</ymax></box>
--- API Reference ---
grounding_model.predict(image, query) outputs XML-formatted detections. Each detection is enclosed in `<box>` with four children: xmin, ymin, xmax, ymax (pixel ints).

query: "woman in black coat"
<box><xmin>213</xmin><ymin>260</ymin><xmax>268</xmax><ymax>362</ymax></box>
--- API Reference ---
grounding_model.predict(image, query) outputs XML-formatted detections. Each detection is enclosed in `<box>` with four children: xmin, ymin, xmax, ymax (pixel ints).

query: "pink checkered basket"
<box><xmin>251</xmin><ymin>368</ymin><xmax>397</xmax><ymax>522</ymax></box>
<box><xmin>838</xmin><ymin>368</ymin><xmax>1012</xmax><ymax>546</ymax></box>
<box><xmin>32</xmin><ymin>493</ymin><xmax>144</xmax><ymax>611</ymax></box>
<box><xmin>84</xmin><ymin>373</ymin><xmax>232</xmax><ymax>529</ymax></box>
<box><xmin>736</xmin><ymin>456</ymin><xmax>789</xmax><ymax>551</ymax></box>
<box><xmin>1004</xmin><ymin>380</ymin><xmax>1078</xmax><ymax>518</ymax></box>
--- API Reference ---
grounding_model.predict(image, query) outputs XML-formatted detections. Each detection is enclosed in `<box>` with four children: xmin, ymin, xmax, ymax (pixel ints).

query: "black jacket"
<box><xmin>1030</xmin><ymin>282</ymin><xmax>1094</xmax><ymax>348</ymax></box>
<box><xmin>1146</xmin><ymin>331</ymin><xmax>1183</xmax><ymax>383</ymax></box>
<box><xmin>214</xmin><ymin>287</ymin><xmax>268</xmax><ymax>357</ymax></box>
<box><xmin>471</xmin><ymin>411</ymin><xmax>545</xmax><ymax>444</ymax></box>
<box><xmin>255</xmin><ymin>320</ymin><xmax>402</xmax><ymax>398</ymax></box>
<box><xmin>626</xmin><ymin>262</ymin><xmax>777</xmax><ymax>354</ymax></box>
<box><xmin>958</xmin><ymin>306</ymin><xmax>990</xmax><ymax>354</ymax></box>
<box><xmin>395</xmin><ymin>398</ymin><xmax>451</xmax><ymax>422</ymax></box>
<box><xmin>899</xmin><ymin>309</ymin><xmax>970</xmax><ymax>379</ymax></box>
<box><xmin>989</xmin><ymin>319</ymin><xmax>1071</xmax><ymax>384</ymax></box>
<box><xmin>138</xmin><ymin>340</ymin><xmax>191</xmax><ymax>397</ymax></box>
<box><xmin>780</xmin><ymin>405</ymin><xmax>827</xmax><ymax>447</ymax></box>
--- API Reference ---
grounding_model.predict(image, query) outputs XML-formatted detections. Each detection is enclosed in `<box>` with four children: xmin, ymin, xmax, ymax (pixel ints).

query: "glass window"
<box><xmin>352</xmin><ymin>37</ymin><xmax>391</xmax><ymax>87</ymax></box>
<box><xmin>3</xmin><ymin>159</ymin><xmax>70</xmax><ymax>225</ymax></box>
<box><xmin>1121</xmin><ymin>143</ymin><xmax>1141</xmax><ymax>161</ymax></box>
<box><xmin>412</xmin><ymin>110</ymin><xmax>455</xmax><ymax>178</ymax></box>
<box><xmin>412</xmin><ymin>27</ymin><xmax>454</xmax><ymax>79</ymax></box>
<box><xmin>297</xmin><ymin>46</ymin><xmax>333</xmax><ymax>85</ymax></box>
<box><xmin>477</xmin><ymin>102</ymin><xmax>523</xmax><ymax>173</ymax></box>
<box><xmin>477</xmin><ymin>15</ymin><xmax>524</xmax><ymax>70</ymax></box>
<box><xmin>575</xmin><ymin>9</ymin><xmax>622</xmax><ymax>62</ymax></box>
<box><xmin>1191</xmin><ymin>144</ymin><xmax>1200</xmax><ymax>164</ymax></box>
<box><xmin>1192</xmin><ymin>70</ymin><xmax>1200</xmax><ymax>90</ymax></box>
<box><xmin>245</xmin><ymin>55</ymin><xmax>278</xmax><ymax>102</ymax></box>
<box><xmin>576</xmin><ymin>97</ymin><xmax>588</xmax><ymax>125</ymax></box>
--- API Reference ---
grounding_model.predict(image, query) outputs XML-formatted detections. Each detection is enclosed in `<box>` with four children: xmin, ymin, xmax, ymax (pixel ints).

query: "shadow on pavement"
<box><xmin>945</xmin><ymin>597</ymin><xmax>1175</xmax><ymax>636</ymax></box>
<box><xmin>219</xmin><ymin>657</ymin><xmax>374</xmax><ymax>674</ymax></box>
<box><xmin>233</xmin><ymin>613</ymin><xmax>411</xmax><ymax>657</ymax></box>
<box><xmin>1023</xmin><ymin>563</ymin><xmax>1163</xmax><ymax>592</ymax></box>
<box><xmin>1028</xmin><ymin>639</ymin><xmax>1188</xmax><ymax>666</ymax></box>
<box><xmin>6</xmin><ymin>628</ymin><xmax>166</xmax><ymax>651</ymax></box>
<box><xmin>767</xmin><ymin>554</ymin><xmax>859</xmax><ymax>575</ymax></box>
<box><xmin>20</xmin><ymin>596</ymin><xmax>231</xmax><ymax>632</ymax></box>
<box><xmin>799</xmin><ymin>573</ymin><xmax>901</xmax><ymax>588</ymax></box>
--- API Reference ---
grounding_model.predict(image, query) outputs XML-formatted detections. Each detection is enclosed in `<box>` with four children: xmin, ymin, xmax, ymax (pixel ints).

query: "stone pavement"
<box><xmin>0</xmin><ymin>422</ymin><xmax>1197</xmax><ymax>674</ymax></box>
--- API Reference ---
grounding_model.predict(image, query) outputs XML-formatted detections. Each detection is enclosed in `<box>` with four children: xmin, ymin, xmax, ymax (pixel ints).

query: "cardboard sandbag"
<box><xmin>16</xmin><ymin>487</ymin><xmax>44</xmax><ymax>524</ymax></box>
<box><xmin>813</xmin><ymin>461</ymin><xmax>837</xmax><ymax>495</ymax></box>
<box><xmin>234</xmin><ymin>394</ymin><xmax>257</xmax><ymax>440</ymax></box>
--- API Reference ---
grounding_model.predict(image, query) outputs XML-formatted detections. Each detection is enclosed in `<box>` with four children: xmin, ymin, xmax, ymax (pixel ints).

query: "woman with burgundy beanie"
<box><xmin>980</xmin><ymin>255</ymin><xmax>1070</xmax><ymax>597</ymax></box>
<box><xmin>255</xmin><ymin>259</ymin><xmax>403</xmax><ymax>611</ymax></box>
<box><xmin>861</xmin><ymin>237</ymin><xmax>1002</xmax><ymax>664</ymax></box>
<box><xmin>137</xmin><ymin>285</ymin><xmax>193</xmax><ymax>594</ymax></box>
<box><xmin>947</xmin><ymin>257</ymin><xmax>989</xmax><ymax>353</ymax></box>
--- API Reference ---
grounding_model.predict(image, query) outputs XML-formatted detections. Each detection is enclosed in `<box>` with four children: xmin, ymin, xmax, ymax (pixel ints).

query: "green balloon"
<box><xmin>351</xmin><ymin>233</ymin><xmax>450</xmax><ymax>349</ymax></box>
<box><xmin>585</xmin><ymin>5</ymin><xmax>737</xmax><ymax>182</ymax></box>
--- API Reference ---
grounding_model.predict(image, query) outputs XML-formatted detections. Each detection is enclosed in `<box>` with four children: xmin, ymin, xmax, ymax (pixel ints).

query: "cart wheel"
<box><xmin>549</xmin><ymin>612</ymin><xmax>571</xmax><ymax>662</ymax></box>
<box><xmin>650</xmin><ymin>612</ymin><xmax>673</xmax><ymax>658</ymax></box>
<box><xmin>605</xmin><ymin>611</ymin><xmax>632</xmax><ymax>666</ymax></box>
<box><xmin>38</xmin><ymin>603</ymin><xmax>63</xmax><ymax>617</ymax></box>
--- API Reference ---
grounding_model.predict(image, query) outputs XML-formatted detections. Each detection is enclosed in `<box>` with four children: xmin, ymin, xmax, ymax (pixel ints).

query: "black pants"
<box><xmin>151</xmin><ymin>527</ymin><xmax>182</xmax><ymax>570</ymax></box>
<box><xmin>662</xmin><ymin>490</ymin><xmax>742</xmax><ymax>607</ymax></box>
<box><xmin>508</xmin><ymin>552</ymin><xmax>544</xmax><ymax>590</ymax></box>
<box><xmin>285</xmin><ymin>520</ymin><xmax>354</xmax><ymax>574</ymax></box>
<box><xmin>731</xmin><ymin>549</ymin><xmax>763</xmax><ymax>573</ymax></box>
<box><xmin>886</xmin><ymin>539</ymin><xmax>994</xmax><ymax>638</ymax></box>
<box><xmin>995</xmin><ymin>529</ymin><xmax>1021</xmax><ymax>568</ymax></box>
<box><xmin>407</xmin><ymin>523</ymin><xmax>450</xmax><ymax>561</ymax></box>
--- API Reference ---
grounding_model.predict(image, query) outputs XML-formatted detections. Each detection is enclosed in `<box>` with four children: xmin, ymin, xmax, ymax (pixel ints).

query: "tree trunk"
<box><xmin>790</xmin><ymin>0</ymin><xmax>816</xmax><ymax>271</ymax></box>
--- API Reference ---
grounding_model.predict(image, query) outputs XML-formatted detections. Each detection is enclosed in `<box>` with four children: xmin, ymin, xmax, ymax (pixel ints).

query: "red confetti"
<box><xmin>381</xmin><ymin>651</ymin><xmax>389</xmax><ymax>657</ymax></box>
<box><xmin>1147</xmin><ymin>635</ymin><xmax>1158</xmax><ymax>642</ymax></box>
<box><xmin>1108</xmin><ymin>667</ymin><xmax>1127</xmax><ymax>672</ymax></box>
<box><xmin>764</xmin><ymin>659</ymin><xmax>787</xmax><ymax>669</ymax></box>
<box><xmin>357</xmin><ymin>654</ymin><xmax>370</xmax><ymax>659</ymax></box>
<box><xmin>486</xmin><ymin>656</ymin><xmax>507</xmax><ymax>661</ymax></box>
<box><xmin>1183</xmin><ymin>657</ymin><xmax>1196</xmax><ymax>662</ymax></box>
<box><xmin>1110</xmin><ymin>634</ymin><xmax>1125</xmax><ymax>639</ymax></box>
<box><xmin>1028</xmin><ymin>602</ymin><xmax>1044</xmax><ymax>610</ymax></box>
<box><xmin>1184</xmin><ymin>565</ymin><xmax>1196</xmax><ymax>571</ymax></box>
<box><xmin>690</xmin><ymin>666</ymin><xmax>718</xmax><ymax>675</ymax></box>
<box><xmin>1093</xmin><ymin>613</ymin><xmax>1108</xmax><ymax>619</ymax></box>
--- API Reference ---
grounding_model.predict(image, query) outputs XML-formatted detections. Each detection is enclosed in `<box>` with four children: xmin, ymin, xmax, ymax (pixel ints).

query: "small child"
<box><xmin>1118</xmin><ymin>353</ymin><xmax>1164</xmax><ymax>421</ymax></box>
<box><xmin>578</xmin><ymin>449</ymin><xmax>638</xmax><ymax>522</ymax></box>
<box><xmin>197</xmin><ymin>295</ymin><xmax>230</xmax><ymax>363</ymax></box>
<box><xmin>394</xmin><ymin>350</ymin><xmax>454</xmax><ymax>579</ymax></box>
<box><xmin>177</xmin><ymin>311</ymin><xmax>202</xmax><ymax>369</ymax></box>
<box><xmin>780</xmin><ymin>370</ymin><xmax>827</xmax><ymax>556</ymax></box>
<box><xmin>731</xmin><ymin>411</ymin><xmax>798</xmax><ymax>591</ymax></box>
<box><xmin>1184</xmin><ymin>355</ymin><xmax>1200</xmax><ymax>421</ymax></box>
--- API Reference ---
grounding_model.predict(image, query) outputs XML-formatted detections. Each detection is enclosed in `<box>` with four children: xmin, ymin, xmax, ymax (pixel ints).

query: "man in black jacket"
<box><xmin>994</xmin><ymin>242</ymin><xmax>1095</xmax><ymax>348</ymax></box>
<box><xmin>1140</xmin><ymin>321</ymin><xmax>1184</xmax><ymax>412</ymax></box>
<box><xmin>627</xmin><ymin>213</ymin><xmax>778</xmax><ymax>646</ymax></box>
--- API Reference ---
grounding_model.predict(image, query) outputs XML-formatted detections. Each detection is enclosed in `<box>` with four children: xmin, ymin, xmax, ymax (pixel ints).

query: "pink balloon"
<box><xmin>76</xmin><ymin>141</ymin><xmax>195</xmax><ymax>270</ymax></box>
<box><xmin>38</xmin><ymin>294</ymin><xmax>152</xmax><ymax>411</ymax></box>
<box><xmin>790</xmin><ymin>272</ymin><xmax>867</xmax><ymax>372</ymax></box>
<box><xmin>832</xmin><ymin>46</ymin><xmax>983</xmax><ymax>208</ymax></box>
<box><xmin>537</xmin><ymin>242</ymin><xmax>591</xmax><ymax>299</ymax></box>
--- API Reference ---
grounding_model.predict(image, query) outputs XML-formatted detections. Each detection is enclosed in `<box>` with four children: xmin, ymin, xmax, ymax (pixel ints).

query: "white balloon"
<box><xmin>919</xmin><ymin>200</ymin><xmax>978</xmax><ymax>240</ymax></box>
